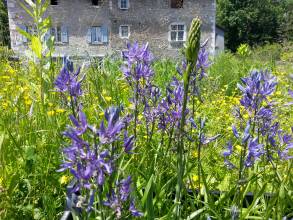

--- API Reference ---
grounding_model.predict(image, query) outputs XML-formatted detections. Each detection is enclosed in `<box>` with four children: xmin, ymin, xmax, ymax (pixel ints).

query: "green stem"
<box><xmin>174</xmin><ymin>63</ymin><xmax>193</xmax><ymax>219</ymax></box>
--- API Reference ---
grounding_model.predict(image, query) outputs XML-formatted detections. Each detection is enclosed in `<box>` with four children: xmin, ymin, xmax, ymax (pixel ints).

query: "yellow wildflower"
<box><xmin>235</xmin><ymin>145</ymin><xmax>242</xmax><ymax>152</ymax></box>
<box><xmin>143</xmin><ymin>135</ymin><xmax>148</xmax><ymax>139</ymax></box>
<box><xmin>47</xmin><ymin>110</ymin><xmax>55</xmax><ymax>117</ymax></box>
<box><xmin>192</xmin><ymin>175</ymin><xmax>199</xmax><ymax>182</ymax></box>
<box><xmin>48</xmin><ymin>102</ymin><xmax>54</xmax><ymax>107</ymax></box>
<box><xmin>55</xmin><ymin>108</ymin><xmax>65</xmax><ymax>113</ymax></box>
<box><xmin>25</xmin><ymin>99</ymin><xmax>32</xmax><ymax>106</ymax></box>
<box><xmin>138</xmin><ymin>114</ymin><xmax>143</xmax><ymax>120</ymax></box>
<box><xmin>59</xmin><ymin>175</ymin><xmax>70</xmax><ymax>185</ymax></box>
<box><xmin>128</xmin><ymin>103</ymin><xmax>135</xmax><ymax>110</ymax></box>
<box><xmin>275</xmin><ymin>91</ymin><xmax>281</xmax><ymax>96</ymax></box>
<box><xmin>99</xmin><ymin>112</ymin><xmax>105</xmax><ymax>117</ymax></box>
<box><xmin>192</xmin><ymin>151</ymin><xmax>198</xmax><ymax>158</ymax></box>
<box><xmin>105</xmin><ymin>96</ymin><xmax>112</xmax><ymax>102</ymax></box>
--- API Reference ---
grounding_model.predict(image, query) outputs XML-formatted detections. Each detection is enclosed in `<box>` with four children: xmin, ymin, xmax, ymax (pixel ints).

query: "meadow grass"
<box><xmin>0</xmin><ymin>42</ymin><xmax>292</xmax><ymax>219</ymax></box>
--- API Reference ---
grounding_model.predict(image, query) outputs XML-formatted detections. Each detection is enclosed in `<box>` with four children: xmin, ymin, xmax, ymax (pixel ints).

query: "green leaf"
<box><xmin>16</xmin><ymin>27</ymin><xmax>32</xmax><ymax>41</ymax></box>
<box><xmin>186</xmin><ymin>207</ymin><xmax>206</xmax><ymax>220</ymax></box>
<box><xmin>142</xmin><ymin>174</ymin><xmax>154</xmax><ymax>219</ymax></box>
<box><xmin>30</xmin><ymin>36</ymin><xmax>42</xmax><ymax>59</ymax></box>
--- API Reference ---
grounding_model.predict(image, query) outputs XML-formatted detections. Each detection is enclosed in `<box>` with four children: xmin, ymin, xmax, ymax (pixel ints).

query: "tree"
<box><xmin>217</xmin><ymin>0</ymin><xmax>284</xmax><ymax>51</ymax></box>
<box><xmin>279</xmin><ymin>0</ymin><xmax>293</xmax><ymax>41</ymax></box>
<box><xmin>0</xmin><ymin>0</ymin><xmax>10</xmax><ymax>46</ymax></box>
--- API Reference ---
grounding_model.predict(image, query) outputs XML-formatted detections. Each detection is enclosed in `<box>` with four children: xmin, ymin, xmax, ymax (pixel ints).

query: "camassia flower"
<box><xmin>57</xmin><ymin>107</ymin><xmax>142</xmax><ymax>216</ymax></box>
<box><xmin>98</xmin><ymin>107</ymin><xmax>124</xmax><ymax>144</ymax></box>
<box><xmin>157</xmin><ymin>77</ymin><xmax>185</xmax><ymax>130</ymax></box>
<box><xmin>104</xmin><ymin>176</ymin><xmax>143</xmax><ymax>218</ymax></box>
<box><xmin>54</xmin><ymin>59</ymin><xmax>85</xmax><ymax>98</ymax></box>
<box><xmin>237</xmin><ymin>69</ymin><xmax>277</xmax><ymax>112</ymax></box>
<box><xmin>122</xmin><ymin>42</ymin><xmax>154</xmax><ymax>83</ymax></box>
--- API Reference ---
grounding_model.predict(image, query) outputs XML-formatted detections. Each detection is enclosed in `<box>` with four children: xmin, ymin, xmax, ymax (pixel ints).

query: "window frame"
<box><xmin>170</xmin><ymin>0</ymin><xmax>183</xmax><ymax>8</ymax></box>
<box><xmin>50</xmin><ymin>0</ymin><xmax>58</xmax><ymax>6</ymax></box>
<box><xmin>119</xmin><ymin>0</ymin><xmax>129</xmax><ymax>10</ymax></box>
<box><xmin>169</xmin><ymin>23</ymin><xmax>186</xmax><ymax>42</ymax></box>
<box><xmin>51</xmin><ymin>26</ymin><xmax>62</xmax><ymax>43</ymax></box>
<box><xmin>91</xmin><ymin>26</ymin><xmax>103</xmax><ymax>44</ymax></box>
<box><xmin>119</xmin><ymin>25</ymin><xmax>130</xmax><ymax>39</ymax></box>
<box><xmin>92</xmin><ymin>0</ymin><xmax>99</xmax><ymax>6</ymax></box>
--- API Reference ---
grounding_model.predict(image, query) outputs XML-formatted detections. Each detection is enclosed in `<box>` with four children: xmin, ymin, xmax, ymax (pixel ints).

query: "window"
<box><xmin>87</xmin><ymin>26</ymin><xmax>108</xmax><ymax>44</ymax></box>
<box><xmin>51</xmin><ymin>26</ymin><xmax>62</xmax><ymax>42</ymax></box>
<box><xmin>169</xmin><ymin>23</ymin><xmax>186</xmax><ymax>42</ymax></box>
<box><xmin>171</xmin><ymin>0</ymin><xmax>183</xmax><ymax>8</ymax></box>
<box><xmin>119</xmin><ymin>25</ymin><xmax>130</xmax><ymax>38</ymax></box>
<box><xmin>92</xmin><ymin>0</ymin><xmax>99</xmax><ymax>5</ymax></box>
<box><xmin>119</xmin><ymin>0</ymin><xmax>129</xmax><ymax>9</ymax></box>
<box><xmin>50</xmin><ymin>26</ymin><xmax>69</xmax><ymax>43</ymax></box>
<box><xmin>51</xmin><ymin>0</ymin><xmax>58</xmax><ymax>5</ymax></box>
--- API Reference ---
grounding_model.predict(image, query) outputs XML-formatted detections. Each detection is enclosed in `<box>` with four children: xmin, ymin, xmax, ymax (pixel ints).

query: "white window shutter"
<box><xmin>101</xmin><ymin>25</ymin><xmax>108</xmax><ymax>43</ymax></box>
<box><xmin>86</xmin><ymin>28</ymin><xmax>92</xmax><ymax>43</ymax></box>
<box><xmin>61</xmin><ymin>26</ymin><xmax>69</xmax><ymax>43</ymax></box>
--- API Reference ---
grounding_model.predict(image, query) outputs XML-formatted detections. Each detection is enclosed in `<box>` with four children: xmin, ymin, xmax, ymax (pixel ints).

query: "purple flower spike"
<box><xmin>129</xmin><ymin>200</ymin><xmax>143</xmax><ymax>217</ymax></box>
<box><xmin>55</xmin><ymin>62</ymin><xmax>84</xmax><ymax>98</ymax></box>
<box><xmin>99</xmin><ymin>107</ymin><xmax>124</xmax><ymax>144</ymax></box>
<box><xmin>245</xmin><ymin>138</ymin><xmax>264</xmax><ymax>167</ymax></box>
<box><xmin>223</xmin><ymin>141</ymin><xmax>233</xmax><ymax>157</ymax></box>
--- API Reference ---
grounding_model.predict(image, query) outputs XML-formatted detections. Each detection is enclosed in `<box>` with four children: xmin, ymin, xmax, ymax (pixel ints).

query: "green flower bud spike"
<box><xmin>174</xmin><ymin>17</ymin><xmax>202</xmax><ymax>220</ymax></box>
<box><xmin>185</xmin><ymin>17</ymin><xmax>201</xmax><ymax>63</ymax></box>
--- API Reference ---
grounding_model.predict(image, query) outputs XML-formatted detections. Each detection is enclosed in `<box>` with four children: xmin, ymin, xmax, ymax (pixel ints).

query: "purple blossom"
<box><xmin>129</xmin><ymin>200</ymin><xmax>143</xmax><ymax>217</ymax></box>
<box><xmin>104</xmin><ymin>176</ymin><xmax>142</xmax><ymax>218</ymax></box>
<box><xmin>55</xmin><ymin>66</ymin><xmax>84</xmax><ymax>98</ymax></box>
<box><xmin>124</xmin><ymin>131</ymin><xmax>134</xmax><ymax>153</ymax></box>
<box><xmin>223</xmin><ymin>141</ymin><xmax>233</xmax><ymax>157</ymax></box>
<box><xmin>99</xmin><ymin>107</ymin><xmax>124</xmax><ymax>144</ymax></box>
<box><xmin>238</xmin><ymin>70</ymin><xmax>277</xmax><ymax>112</ymax></box>
<box><xmin>245</xmin><ymin>138</ymin><xmax>264</xmax><ymax>167</ymax></box>
<box><xmin>122</xmin><ymin>42</ymin><xmax>154</xmax><ymax>82</ymax></box>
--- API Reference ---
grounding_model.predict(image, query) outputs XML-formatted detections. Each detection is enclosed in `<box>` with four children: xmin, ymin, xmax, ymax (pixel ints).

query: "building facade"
<box><xmin>7</xmin><ymin>0</ymin><xmax>216</xmax><ymax>59</ymax></box>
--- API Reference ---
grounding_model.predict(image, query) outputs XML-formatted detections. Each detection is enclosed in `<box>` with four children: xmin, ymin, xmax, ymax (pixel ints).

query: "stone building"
<box><xmin>7</xmin><ymin>0</ymin><xmax>216</xmax><ymax>59</ymax></box>
<box><xmin>215</xmin><ymin>24</ymin><xmax>225</xmax><ymax>55</ymax></box>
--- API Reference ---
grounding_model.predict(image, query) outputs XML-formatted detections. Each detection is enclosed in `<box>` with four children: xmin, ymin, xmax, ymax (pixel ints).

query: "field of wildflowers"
<box><xmin>0</xmin><ymin>1</ymin><xmax>293</xmax><ymax>220</ymax></box>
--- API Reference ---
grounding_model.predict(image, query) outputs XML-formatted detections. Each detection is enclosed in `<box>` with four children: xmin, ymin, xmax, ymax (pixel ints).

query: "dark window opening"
<box><xmin>92</xmin><ymin>0</ymin><xmax>99</xmax><ymax>5</ymax></box>
<box><xmin>51</xmin><ymin>0</ymin><xmax>58</xmax><ymax>5</ymax></box>
<box><xmin>171</xmin><ymin>0</ymin><xmax>183</xmax><ymax>8</ymax></box>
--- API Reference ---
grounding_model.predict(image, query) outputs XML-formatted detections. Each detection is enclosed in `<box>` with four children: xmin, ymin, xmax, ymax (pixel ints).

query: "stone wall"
<box><xmin>7</xmin><ymin>0</ymin><xmax>216</xmax><ymax>59</ymax></box>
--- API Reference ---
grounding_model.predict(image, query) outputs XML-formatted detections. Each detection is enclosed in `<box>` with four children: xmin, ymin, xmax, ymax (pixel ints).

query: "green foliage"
<box><xmin>0</xmin><ymin>0</ymin><xmax>10</xmax><ymax>46</ymax></box>
<box><xmin>217</xmin><ymin>0</ymin><xmax>286</xmax><ymax>51</ymax></box>
<box><xmin>279</xmin><ymin>0</ymin><xmax>293</xmax><ymax>41</ymax></box>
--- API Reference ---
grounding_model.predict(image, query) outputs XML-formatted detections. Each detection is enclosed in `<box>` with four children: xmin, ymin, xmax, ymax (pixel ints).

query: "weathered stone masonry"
<box><xmin>7</xmin><ymin>0</ymin><xmax>216</xmax><ymax>59</ymax></box>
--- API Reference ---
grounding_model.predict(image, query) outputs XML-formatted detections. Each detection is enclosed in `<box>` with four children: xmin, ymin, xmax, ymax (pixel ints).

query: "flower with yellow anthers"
<box><xmin>128</xmin><ymin>103</ymin><xmax>135</xmax><ymax>110</ymax></box>
<box><xmin>99</xmin><ymin>112</ymin><xmax>104</xmax><ymax>117</ymax></box>
<box><xmin>47</xmin><ymin>110</ymin><xmax>55</xmax><ymax>117</ymax></box>
<box><xmin>192</xmin><ymin>175</ymin><xmax>199</xmax><ymax>183</ymax></box>
<box><xmin>275</xmin><ymin>91</ymin><xmax>281</xmax><ymax>96</ymax></box>
<box><xmin>138</xmin><ymin>114</ymin><xmax>143</xmax><ymax>120</ymax></box>
<box><xmin>235</xmin><ymin>145</ymin><xmax>242</xmax><ymax>152</ymax></box>
<box><xmin>55</xmin><ymin>109</ymin><xmax>65</xmax><ymax>114</ymax></box>
<box><xmin>192</xmin><ymin>151</ymin><xmax>198</xmax><ymax>158</ymax></box>
<box><xmin>59</xmin><ymin>175</ymin><xmax>70</xmax><ymax>185</ymax></box>
<box><xmin>25</xmin><ymin>99</ymin><xmax>32</xmax><ymax>106</ymax></box>
<box><xmin>105</xmin><ymin>96</ymin><xmax>112</xmax><ymax>102</ymax></box>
